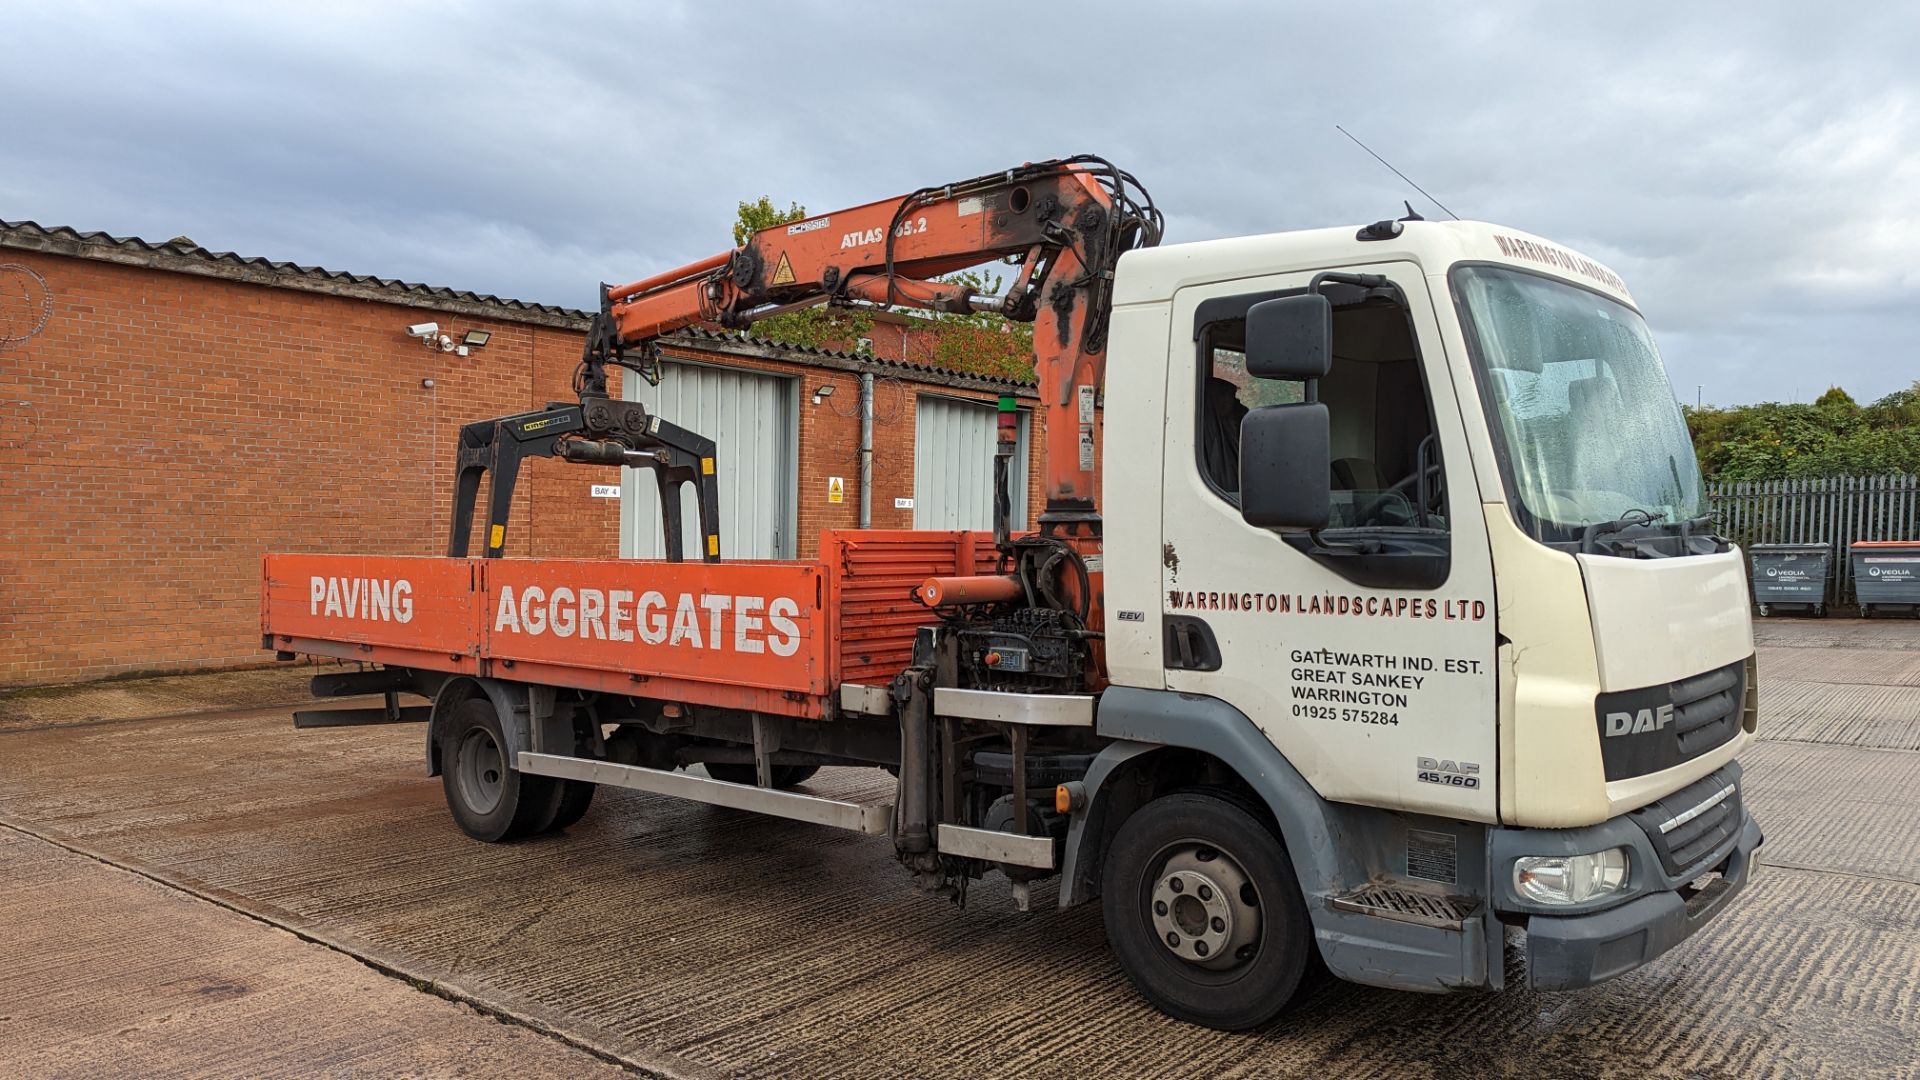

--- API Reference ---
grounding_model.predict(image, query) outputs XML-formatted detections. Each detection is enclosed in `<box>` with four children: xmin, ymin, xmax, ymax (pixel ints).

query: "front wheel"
<box><xmin>1101</xmin><ymin>791</ymin><xmax>1315</xmax><ymax>1030</ymax></box>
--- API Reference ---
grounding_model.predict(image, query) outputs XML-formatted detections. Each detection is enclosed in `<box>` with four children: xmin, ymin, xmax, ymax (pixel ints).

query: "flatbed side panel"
<box><xmin>264</xmin><ymin>554</ymin><xmax>479</xmax><ymax>657</ymax></box>
<box><xmin>481</xmin><ymin>559</ymin><xmax>831</xmax><ymax>702</ymax></box>
<box><xmin>275</xmin><ymin>637</ymin><xmax>483</xmax><ymax>676</ymax></box>
<box><xmin>824</xmin><ymin>530</ymin><xmax>1004</xmax><ymax>686</ymax></box>
<box><xmin>491</xmin><ymin>659</ymin><xmax>826</xmax><ymax>719</ymax></box>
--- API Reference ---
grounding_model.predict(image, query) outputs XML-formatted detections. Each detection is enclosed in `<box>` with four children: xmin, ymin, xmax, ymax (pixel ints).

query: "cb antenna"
<box><xmin>1335</xmin><ymin>125</ymin><xmax>1461</xmax><ymax>221</ymax></box>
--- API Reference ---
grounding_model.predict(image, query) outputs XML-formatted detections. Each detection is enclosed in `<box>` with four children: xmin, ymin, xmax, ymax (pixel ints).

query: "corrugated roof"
<box><xmin>0</xmin><ymin>218</ymin><xmax>1035</xmax><ymax>391</ymax></box>
<box><xmin>0</xmin><ymin>218</ymin><xmax>592</xmax><ymax>326</ymax></box>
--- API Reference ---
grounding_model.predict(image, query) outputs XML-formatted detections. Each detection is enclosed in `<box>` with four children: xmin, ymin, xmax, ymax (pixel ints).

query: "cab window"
<box><xmin>1197</xmin><ymin>286</ymin><xmax>1446</xmax><ymax>532</ymax></box>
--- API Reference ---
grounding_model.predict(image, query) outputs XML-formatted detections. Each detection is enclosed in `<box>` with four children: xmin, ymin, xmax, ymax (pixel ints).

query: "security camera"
<box><xmin>408</xmin><ymin>322</ymin><xmax>440</xmax><ymax>339</ymax></box>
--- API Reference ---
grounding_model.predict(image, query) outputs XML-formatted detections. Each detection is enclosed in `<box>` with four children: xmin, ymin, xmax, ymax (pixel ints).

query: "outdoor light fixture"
<box><xmin>812</xmin><ymin>384</ymin><xmax>836</xmax><ymax>405</ymax></box>
<box><xmin>405</xmin><ymin>321</ymin><xmax>484</xmax><ymax>357</ymax></box>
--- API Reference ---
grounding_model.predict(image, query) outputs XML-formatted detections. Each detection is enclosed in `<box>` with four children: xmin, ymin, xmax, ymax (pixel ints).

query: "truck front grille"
<box><xmin>1628</xmin><ymin>764</ymin><xmax>1744</xmax><ymax>877</ymax></box>
<box><xmin>1595</xmin><ymin>658</ymin><xmax>1747</xmax><ymax>781</ymax></box>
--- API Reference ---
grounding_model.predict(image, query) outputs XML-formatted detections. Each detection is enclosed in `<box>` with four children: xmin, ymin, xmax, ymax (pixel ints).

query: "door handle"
<box><xmin>1164</xmin><ymin>616</ymin><xmax>1221</xmax><ymax>672</ymax></box>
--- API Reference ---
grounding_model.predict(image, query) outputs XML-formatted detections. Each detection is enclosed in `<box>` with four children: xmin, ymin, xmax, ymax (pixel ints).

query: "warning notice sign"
<box><xmin>771</xmin><ymin>251</ymin><xmax>797</xmax><ymax>286</ymax></box>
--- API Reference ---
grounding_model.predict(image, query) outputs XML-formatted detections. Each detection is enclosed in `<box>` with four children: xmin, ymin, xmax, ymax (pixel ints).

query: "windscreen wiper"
<box><xmin>1580</xmin><ymin>507</ymin><xmax>1659</xmax><ymax>554</ymax></box>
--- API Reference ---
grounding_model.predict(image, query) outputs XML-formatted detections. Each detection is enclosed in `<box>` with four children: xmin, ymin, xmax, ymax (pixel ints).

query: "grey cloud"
<box><xmin>3</xmin><ymin>2</ymin><xmax>1914</xmax><ymax>404</ymax></box>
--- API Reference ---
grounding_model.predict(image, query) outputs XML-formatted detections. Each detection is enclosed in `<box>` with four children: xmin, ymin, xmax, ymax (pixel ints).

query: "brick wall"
<box><xmin>0</xmin><ymin>246</ymin><xmax>1069</xmax><ymax>687</ymax></box>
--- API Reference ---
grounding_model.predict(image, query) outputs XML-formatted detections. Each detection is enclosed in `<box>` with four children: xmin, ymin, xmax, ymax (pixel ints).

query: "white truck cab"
<box><xmin>1082</xmin><ymin>218</ymin><xmax>1762</xmax><ymax>1000</ymax></box>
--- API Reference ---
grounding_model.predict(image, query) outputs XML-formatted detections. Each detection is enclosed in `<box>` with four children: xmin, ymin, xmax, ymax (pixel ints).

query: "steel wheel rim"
<box><xmin>456</xmin><ymin>727</ymin><xmax>505</xmax><ymax>815</ymax></box>
<box><xmin>1147</xmin><ymin>841</ymin><xmax>1262</xmax><ymax>971</ymax></box>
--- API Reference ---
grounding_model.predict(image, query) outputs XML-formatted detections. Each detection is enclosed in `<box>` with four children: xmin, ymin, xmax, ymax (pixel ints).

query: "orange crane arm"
<box><xmin>581</xmin><ymin>156</ymin><xmax>1161</xmax><ymax>526</ymax></box>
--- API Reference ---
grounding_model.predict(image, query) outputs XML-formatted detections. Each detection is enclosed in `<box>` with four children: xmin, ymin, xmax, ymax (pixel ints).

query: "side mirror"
<box><xmin>1239</xmin><ymin>402</ymin><xmax>1331</xmax><ymax>529</ymax></box>
<box><xmin>1245</xmin><ymin>294</ymin><xmax>1331</xmax><ymax>380</ymax></box>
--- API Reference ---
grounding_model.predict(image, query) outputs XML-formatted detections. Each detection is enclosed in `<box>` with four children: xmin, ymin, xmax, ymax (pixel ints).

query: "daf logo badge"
<box><xmin>1605</xmin><ymin>703</ymin><xmax>1675</xmax><ymax>737</ymax></box>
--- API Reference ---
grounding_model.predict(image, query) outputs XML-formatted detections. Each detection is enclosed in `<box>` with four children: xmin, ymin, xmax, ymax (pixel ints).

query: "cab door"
<box><xmin>1159</xmin><ymin>262</ymin><xmax>1498</xmax><ymax>822</ymax></box>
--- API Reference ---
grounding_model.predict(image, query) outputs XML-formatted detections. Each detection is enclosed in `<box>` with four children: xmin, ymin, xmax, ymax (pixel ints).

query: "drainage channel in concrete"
<box><xmin>0</xmin><ymin>822</ymin><xmax>659</xmax><ymax>1079</ymax></box>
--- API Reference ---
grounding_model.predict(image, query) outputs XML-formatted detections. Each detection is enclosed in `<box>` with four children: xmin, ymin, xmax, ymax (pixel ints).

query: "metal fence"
<box><xmin>1707</xmin><ymin>474</ymin><xmax>1920</xmax><ymax>603</ymax></box>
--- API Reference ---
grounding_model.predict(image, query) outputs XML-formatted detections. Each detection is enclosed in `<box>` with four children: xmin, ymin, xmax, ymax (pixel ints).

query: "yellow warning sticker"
<box><xmin>828</xmin><ymin>476</ymin><xmax>845</xmax><ymax>504</ymax></box>
<box><xmin>489</xmin><ymin>524</ymin><xmax>505</xmax><ymax>548</ymax></box>
<box><xmin>771</xmin><ymin>251</ymin><xmax>796</xmax><ymax>286</ymax></box>
<box><xmin>707</xmin><ymin>535</ymin><xmax>720</xmax><ymax>556</ymax></box>
<box><xmin>701</xmin><ymin>456</ymin><xmax>716</xmax><ymax>475</ymax></box>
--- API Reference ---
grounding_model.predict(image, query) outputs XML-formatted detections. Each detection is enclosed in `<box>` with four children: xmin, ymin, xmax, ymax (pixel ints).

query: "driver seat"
<box><xmin>1332</xmin><ymin>457</ymin><xmax>1383</xmax><ymax>492</ymax></box>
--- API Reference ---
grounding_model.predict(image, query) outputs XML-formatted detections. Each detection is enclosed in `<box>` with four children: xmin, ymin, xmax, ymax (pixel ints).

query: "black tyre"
<box><xmin>549</xmin><ymin>777</ymin><xmax>596</xmax><ymax>831</ymax></box>
<box><xmin>773</xmin><ymin>764</ymin><xmax>820</xmax><ymax>787</ymax></box>
<box><xmin>1101</xmin><ymin>791</ymin><xmax>1315</xmax><ymax>1030</ymax></box>
<box><xmin>439</xmin><ymin>697</ymin><xmax>561</xmax><ymax>842</ymax></box>
<box><xmin>704</xmin><ymin>762</ymin><xmax>819</xmax><ymax>788</ymax></box>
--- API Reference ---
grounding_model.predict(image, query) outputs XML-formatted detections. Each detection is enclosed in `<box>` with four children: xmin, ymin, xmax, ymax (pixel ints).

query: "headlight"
<box><xmin>1513</xmin><ymin>848</ymin><xmax>1630</xmax><ymax>905</ymax></box>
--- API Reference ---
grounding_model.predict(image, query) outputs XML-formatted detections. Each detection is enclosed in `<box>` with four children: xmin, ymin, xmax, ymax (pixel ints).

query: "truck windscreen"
<box><xmin>1452</xmin><ymin>264</ymin><xmax>1706</xmax><ymax>545</ymax></box>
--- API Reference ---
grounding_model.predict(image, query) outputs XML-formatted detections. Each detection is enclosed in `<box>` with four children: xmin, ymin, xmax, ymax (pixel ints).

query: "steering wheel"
<box><xmin>1387</xmin><ymin>461</ymin><xmax>1440</xmax><ymax>496</ymax></box>
<box><xmin>1383</xmin><ymin>460</ymin><xmax>1444</xmax><ymax>518</ymax></box>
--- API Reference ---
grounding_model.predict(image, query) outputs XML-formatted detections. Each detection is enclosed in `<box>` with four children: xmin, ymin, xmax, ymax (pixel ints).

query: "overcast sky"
<box><xmin>5</xmin><ymin>3</ymin><xmax>1915</xmax><ymax>406</ymax></box>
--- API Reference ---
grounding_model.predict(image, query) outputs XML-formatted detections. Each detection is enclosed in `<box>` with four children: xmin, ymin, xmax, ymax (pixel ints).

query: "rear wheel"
<box><xmin>549</xmin><ymin>776</ymin><xmax>596</xmax><ymax>831</ymax></box>
<box><xmin>439</xmin><ymin>697</ymin><xmax>560</xmax><ymax>842</ymax></box>
<box><xmin>704</xmin><ymin>762</ymin><xmax>820</xmax><ymax>788</ymax></box>
<box><xmin>1101</xmin><ymin>791</ymin><xmax>1315</xmax><ymax>1030</ymax></box>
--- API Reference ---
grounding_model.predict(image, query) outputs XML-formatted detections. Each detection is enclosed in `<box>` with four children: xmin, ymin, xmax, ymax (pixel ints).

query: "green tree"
<box><xmin>1686</xmin><ymin>381</ymin><xmax>1920</xmax><ymax>480</ymax></box>
<box><xmin>728</xmin><ymin>196</ymin><xmax>874</xmax><ymax>353</ymax></box>
<box><xmin>732</xmin><ymin>196</ymin><xmax>807</xmax><ymax>248</ymax></box>
<box><xmin>908</xmin><ymin>268</ymin><xmax>1037</xmax><ymax>382</ymax></box>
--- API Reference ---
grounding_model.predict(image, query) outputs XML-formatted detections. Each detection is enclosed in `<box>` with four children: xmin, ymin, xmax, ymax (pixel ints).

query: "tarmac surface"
<box><xmin>2</xmin><ymin>619</ymin><xmax>1917</xmax><ymax>1078</ymax></box>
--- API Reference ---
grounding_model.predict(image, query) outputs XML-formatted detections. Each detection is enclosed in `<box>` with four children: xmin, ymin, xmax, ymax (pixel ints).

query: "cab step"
<box><xmin>1330</xmin><ymin>883</ymin><xmax>1478</xmax><ymax>929</ymax></box>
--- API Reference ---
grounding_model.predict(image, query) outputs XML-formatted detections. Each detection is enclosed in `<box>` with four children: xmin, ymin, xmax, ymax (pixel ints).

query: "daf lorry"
<box><xmin>264</xmin><ymin>157</ymin><xmax>1762</xmax><ymax>1030</ymax></box>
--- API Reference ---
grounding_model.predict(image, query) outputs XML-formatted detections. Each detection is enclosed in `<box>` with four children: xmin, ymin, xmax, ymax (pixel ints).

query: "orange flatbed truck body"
<box><xmin>263</xmin><ymin>530</ymin><xmax>1003</xmax><ymax>720</ymax></box>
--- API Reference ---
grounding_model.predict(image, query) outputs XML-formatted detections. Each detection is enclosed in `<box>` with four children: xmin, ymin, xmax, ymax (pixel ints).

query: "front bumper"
<box><xmin>1523</xmin><ymin>810</ymin><xmax>1762</xmax><ymax>990</ymax></box>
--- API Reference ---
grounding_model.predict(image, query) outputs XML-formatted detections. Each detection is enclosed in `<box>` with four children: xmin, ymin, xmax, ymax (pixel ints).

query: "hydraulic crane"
<box><xmin>448</xmin><ymin>157</ymin><xmax>1160</xmax><ymax>686</ymax></box>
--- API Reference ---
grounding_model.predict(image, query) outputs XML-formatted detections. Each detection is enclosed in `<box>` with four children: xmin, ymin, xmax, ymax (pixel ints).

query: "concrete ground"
<box><xmin>0</xmin><ymin>664</ymin><xmax>319</xmax><ymax>734</ymax></box>
<box><xmin>2</xmin><ymin>619</ymin><xmax>1917</xmax><ymax>1078</ymax></box>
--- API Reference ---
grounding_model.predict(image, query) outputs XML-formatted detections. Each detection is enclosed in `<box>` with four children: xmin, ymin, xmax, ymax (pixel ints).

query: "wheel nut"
<box><xmin>1169</xmin><ymin>878</ymin><xmax>1184</xmax><ymax>893</ymax></box>
<box><xmin>1165</xmin><ymin>932</ymin><xmax>1180</xmax><ymax>947</ymax></box>
<box><xmin>1198</xmin><ymin>885</ymin><xmax>1213</xmax><ymax>901</ymax></box>
<box><xmin>1154</xmin><ymin>900</ymin><xmax>1168</xmax><ymax>916</ymax></box>
<box><xmin>1194</xmin><ymin>941</ymin><xmax>1210</xmax><ymax>957</ymax></box>
<box><xmin>1211</xmin><ymin>916</ymin><xmax>1225</xmax><ymax>932</ymax></box>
